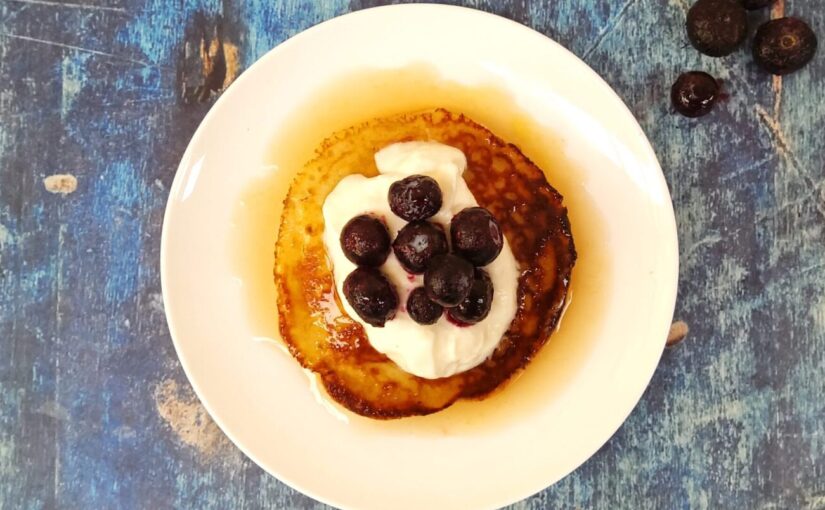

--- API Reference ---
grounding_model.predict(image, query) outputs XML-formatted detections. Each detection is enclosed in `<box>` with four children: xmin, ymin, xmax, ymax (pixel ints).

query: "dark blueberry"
<box><xmin>424</xmin><ymin>254</ymin><xmax>474</xmax><ymax>307</ymax></box>
<box><xmin>388</xmin><ymin>175</ymin><xmax>443</xmax><ymax>221</ymax></box>
<box><xmin>686</xmin><ymin>0</ymin><xmax>747</xmax><ymax>57</ymax></box>
<box><xmin>343</xmin><ymin>267</ymin><xmax>398</xmax><ymax>327</ymax></box>
<box><xmin>406</xmin><ymin>287</ymin><xmax>444</xmax><ymax>325</ymax></box>
<box><xmin>447</xmin><ymin>270</ymin><xmax>494</xmax><ymax>326</ymax></box>
<box><xmin>450</xmin><ymin>207</ymin><xmax>504</xmax><ymax>266</ymax></box>
<box><xmin>671</xmin><ymin>72</ymin><xmax>720</xmax><ymax>118</ymax></box>
<box><xmin>742</xmin><ymin>0</ymin><xmax>774</xmax><ymax>9</ymax></box>
<box><xmin>340</xmin><ymin>215</ymin><xmax>391</xmax><ymax>267</ymax></box>
<box><xmin>753</xmin><ymin>18</ymin><xmax>818</xmax><ymax>75</ymax></box>
<box><xmin>392</xmin><ymin>221</ymin><xmax>449</xmax><ymax>274</ymax></box>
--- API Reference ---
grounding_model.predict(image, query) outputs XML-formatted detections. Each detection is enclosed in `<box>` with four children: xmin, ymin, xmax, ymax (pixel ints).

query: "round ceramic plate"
<box><xmin>161</xmin><ymin>5</ymin><xmax>678</xmax><ymax>510</ymax></box>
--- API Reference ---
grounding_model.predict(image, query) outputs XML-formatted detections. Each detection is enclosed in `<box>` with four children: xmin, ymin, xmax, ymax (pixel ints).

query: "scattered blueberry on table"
<box><xmin>671</xmin><ymin>72</ymin><xmax>721</xmax><ymax>118</ymax></box>
<box><xmin>753</xmin><ymin>17</ymin><xmax>818</xmax><ymax>75</ymax></box>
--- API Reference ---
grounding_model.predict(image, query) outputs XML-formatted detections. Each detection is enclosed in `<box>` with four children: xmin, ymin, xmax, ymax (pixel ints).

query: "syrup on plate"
<box><xmin>231</xmin><ymin>64</ymin><xmax>611</xmax><ymax>435</ymax></box>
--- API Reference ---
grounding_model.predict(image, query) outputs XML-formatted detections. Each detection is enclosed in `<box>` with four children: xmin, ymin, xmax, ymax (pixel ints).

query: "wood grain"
<box><xmin>1</xmin><ymin>0</ymin><xmax>823</xmax><ymax>508</ymax></box>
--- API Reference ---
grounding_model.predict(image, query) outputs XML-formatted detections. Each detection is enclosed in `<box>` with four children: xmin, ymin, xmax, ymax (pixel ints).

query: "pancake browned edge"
<box><xmin>275</xmin><ymin>109</ymin><xmax>576</xmax><ymax>419</ymax></box>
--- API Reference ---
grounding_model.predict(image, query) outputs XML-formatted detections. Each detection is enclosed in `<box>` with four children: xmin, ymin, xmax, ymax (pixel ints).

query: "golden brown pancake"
<box><xmin>275</xmin><ymin>109</ymin><xmax>576</xmax><ymax>419</ymax></box>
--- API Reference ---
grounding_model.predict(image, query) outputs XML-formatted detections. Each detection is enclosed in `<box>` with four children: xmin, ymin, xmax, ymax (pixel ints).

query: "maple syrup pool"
<box><xmin>230</xmin><ymin>64</ymin><xmax>612</xmax><ymax>434</ymax></box>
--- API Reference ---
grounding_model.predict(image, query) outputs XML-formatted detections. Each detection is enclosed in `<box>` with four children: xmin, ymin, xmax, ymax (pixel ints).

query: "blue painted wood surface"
<box><xmin>1</xmin><ymin>0</ymin><xmax>823</xmax><ymax>508</ymax></box>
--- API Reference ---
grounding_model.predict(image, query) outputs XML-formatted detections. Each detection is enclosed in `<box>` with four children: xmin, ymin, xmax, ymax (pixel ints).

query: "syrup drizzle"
<box><xmin>231</xmin><ymin>64</ymin><xmax>611</xmax><ymax>435</ymax></box>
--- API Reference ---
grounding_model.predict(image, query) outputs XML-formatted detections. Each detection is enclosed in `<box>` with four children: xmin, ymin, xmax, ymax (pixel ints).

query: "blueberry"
<box><xmin>742</xmin><ymin>0</ymin><xmax>774</xmax><ymax>9</ymax></box>
<box><xmin>406</xmin><ymin>287</ymin><xmax>444</xmax><ymax>325</ymax></box>
<box><xmin>686</xmin><ymin>0</ymin><xmax>747</xmax><ymax>57</ymax></box>
<box><xmin>424</xmin><ymin>254</ymin><xmax>474</xmax><ymax>307</ymax></box>
<box><xmin>447</xmin><ymin>269</ymin><xmax>494</xmax><ymax>325</ymax></box>
<box><xmin>392</xmin><ymin>221</ymin><xmax>449</xmax><ymax>274</ymax></box>
<box><xmin>343</xmin><ymin>267</ymin><xmax>398</xmax><ymax>327</ymax></box>
<box><xmin>450</xmin><ymin>207</ymin><xmax>504</xmax><ymax>266</ymax></box>
<box><xmin>754</xmin><ymin>18</ymin><xmax>818</xmax><ymax>75</ymax></box>
<box><xmin>340</xmin><ymin>215</ymin><xmax>391</xmax><ymax>267</ymax></box>
<box><xmin>671</xmin><ymin>72</ymin><xmax>720</xmax><ymax>118</ymax></box>
<box><xmin>388</xmin><ymin>175</ymin><xmax>443</xmax><ymax>221</ymax></box>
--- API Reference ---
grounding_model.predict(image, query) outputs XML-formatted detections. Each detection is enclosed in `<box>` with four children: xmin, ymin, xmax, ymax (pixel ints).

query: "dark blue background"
<box><xmin>1</xmin><ymin>1</ymin><xmax>823</xmax><ymax>508</ymax></box>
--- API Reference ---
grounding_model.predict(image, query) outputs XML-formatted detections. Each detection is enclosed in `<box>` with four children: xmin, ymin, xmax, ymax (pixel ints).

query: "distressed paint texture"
<box><xmin>0</xmin><ymin>0</ymin><xmax>823</xmax><ymax>508</ymax></box>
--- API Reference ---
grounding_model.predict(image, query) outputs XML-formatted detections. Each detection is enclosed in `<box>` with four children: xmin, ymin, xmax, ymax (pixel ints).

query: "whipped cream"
<box><xmin>322</xmin><ymin>142</ymin><xmax>519</xmax><ymax>379</ymax></box>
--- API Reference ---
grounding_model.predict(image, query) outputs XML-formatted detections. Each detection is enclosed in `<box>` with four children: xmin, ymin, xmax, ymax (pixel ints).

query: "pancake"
<box><xmin>275</xmin><ymin>109</ymin><xmax>576</xmax><ymax>419</ymax></box>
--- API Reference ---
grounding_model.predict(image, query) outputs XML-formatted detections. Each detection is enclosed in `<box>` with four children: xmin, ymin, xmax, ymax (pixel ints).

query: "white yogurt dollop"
<box><xmin>322</xmin><ymin>141</ymin><xmax>519</xmax><ymax>379</ymax></box>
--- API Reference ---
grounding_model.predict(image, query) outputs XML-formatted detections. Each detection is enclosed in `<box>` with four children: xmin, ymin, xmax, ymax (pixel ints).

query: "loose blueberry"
<box><xmin>686</xmin><ymin>0</ymin><xmax>747</xmax><ymax>57</ymax></box>
<box><xmin>753</xmin><ymin>18</ymin><xmax>818</xmax><ymax>75</ymax></box>
<box><xmin>671</xmin><ymin>71</ymin><xmax>720</xmax><ymax>118</ymax></box>
<box><xmin>340</xmin><ymin>215</ymin><xmax>391</xmax><ymax>267</ymax></box>
<box><xmin>392</xmin><ymin>221</ymin><xmax>449</xmax><ymax>274</ymax></box>
<box><xmin>424</xmin><ymin>254</ymin><xmax>474</xmax><ymax>307</ymax></box>
<box><xmin>343</xmin><ymin>267</ymin><xmax>398</xmax><ymax>327</ymax></box>
<box><xmin>447</xmin><ymin>269</ymin><xmax>494</xmax><ymax>325</ymax></box>
<box><xmin>406</xmin><ymin>287</ymin><xmax>444</xmax><ymax>325</ymax></box>
<box><xmin>742</xmin><ymin>0</ymin><xmax>774</xmax><ymax>10</ymax></box>
<box><xmin>450</xmin><ymin>207</ymin><xmax>504</xmax><ymax>266</ymax></box>
<box><xmin>388</xmin><ymin>175</ymin><xmax>443</xmax><ymax>221</ymax></box>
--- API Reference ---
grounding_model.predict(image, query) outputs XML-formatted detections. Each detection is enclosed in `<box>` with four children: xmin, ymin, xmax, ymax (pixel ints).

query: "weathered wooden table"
<box><xmin>1</xmin><ymin>0</ymin><xmax>823</xmax><ymax>508</ymax></box>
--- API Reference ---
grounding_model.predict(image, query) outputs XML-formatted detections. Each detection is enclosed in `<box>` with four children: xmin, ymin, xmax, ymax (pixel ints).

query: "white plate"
<box><xmin>161</xmin><ymin>5</ymin><xmax>678</xmax><ymax>510</ymax></box>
